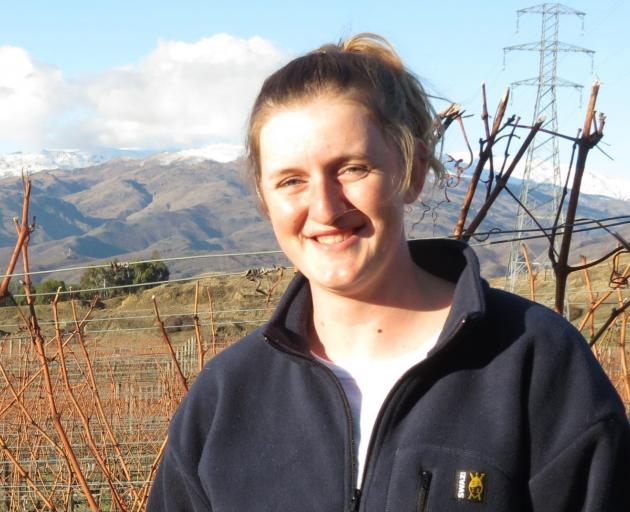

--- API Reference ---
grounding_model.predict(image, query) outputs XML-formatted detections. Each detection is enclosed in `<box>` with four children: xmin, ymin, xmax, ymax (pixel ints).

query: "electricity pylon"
<box><xmin>504</xmin><ymin>3</ymin><xmax>594</xmax><ymax>292</ymax></box>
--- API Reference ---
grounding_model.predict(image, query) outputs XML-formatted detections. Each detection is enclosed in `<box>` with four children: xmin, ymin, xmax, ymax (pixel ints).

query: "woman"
<box><xmin>148</xmin><ymin>34</ymin><xmax>630</xmax><ymax>511</ymax></box>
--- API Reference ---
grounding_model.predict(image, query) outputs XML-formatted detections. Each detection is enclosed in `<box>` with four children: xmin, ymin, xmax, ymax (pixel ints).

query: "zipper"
<box><xmin>265</xmin><ymin>314</ymin><xmax>474</xmax><ymax>511</ymax></box>
<box><xmin>262</xmin><ymin>332</ymin><xmax>360</xmax><ymax>509</ymax></box>
<box><xmin>358</xmin><ymin>316</ymin><xmax>473</xmax><ymax>488</ymax></box>
<box><xmin>350</xmin><ymin>488</ymin><xmax>362</xmax><ymax>512</ymax></box>
<box><xmin>416</xmin><ymin>470</ymin><xmax>432</xmax><ymax>512</ymax></box>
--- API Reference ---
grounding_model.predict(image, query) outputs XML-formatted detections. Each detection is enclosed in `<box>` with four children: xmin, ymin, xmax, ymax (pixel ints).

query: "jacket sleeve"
<box><xmin>147</xmin><ymin>441</ymin><xmax>214</xmax><ymax>511</ymax></box>
<box><xmin>528</xmin><ymin>414</ymin><xmax>630</xmax><ymax>511</ymax></box>
<box><xmin>146</xmin><ymin>366</ymin><xmax>217</xmax><ymax>512</ymax></box>
<box><xmin>522</xmin><ymin>305</ymin><xmax>630</xmax><ymax>511</ymax></box>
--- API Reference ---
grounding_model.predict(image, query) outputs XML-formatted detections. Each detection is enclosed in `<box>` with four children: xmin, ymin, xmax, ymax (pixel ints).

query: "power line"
<box><xmin>1</xmin><ymin>217</ymin><xmax>626</xmax><ymax>301</ymax></box>
<box><xmin>4</xmin><ymin>215</ymin><xmax>627</xmax><ymax>286</ymax></box>
<box><xmin>504</xmin><ymin>3</ymin><xmax>595</xmax><ymax>291</ymax></box>
<box><xmin>470</xmin><ymin>218</ymin><xmax>630</xmax><ymax>247</ymax></box>
<box><xmin>0</xmin><ymin>306</ymin><xmax>275</xmax><ymax>329</ymax></box>
<box><xmin>8</xmin><ymin>268</ymin><xmax>275</xmax><ymax>298</ymax></box>
<box><xmin>82</xmin><ymin>319</ymin><xmax>265</xmax><ymax>335</ymax></box>
<box><xmin>0</xmin><ymin>249</ymin><xmax>285</xmax><ymax>279</ymax></box>
<box><xmin>465</xmin><ymin>215</ymin><xmax>630</xmax><ymax>238</ymax></box>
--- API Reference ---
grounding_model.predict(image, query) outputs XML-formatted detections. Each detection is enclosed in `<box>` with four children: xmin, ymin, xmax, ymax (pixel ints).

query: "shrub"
<box><xmin>133</xmin><ymin>260</ymin><xmax>170</xmax><ymax>290</ymax></box>
<box><xmin>36</xmin><ymin>279</ymin><xmax>68</xmax><ymax>304</ymax></box>
<box><xmin>0</xmin><ymin>280</ymin><xmax>29</xmax><ymax>307</ymax></box>
<box><xmin>79</xmin><ymin>258</ymin><xmax>170</xmax><ymax>298</ymax></box>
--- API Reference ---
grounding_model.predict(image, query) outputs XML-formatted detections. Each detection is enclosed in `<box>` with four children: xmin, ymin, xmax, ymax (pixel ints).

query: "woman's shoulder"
<box><xmin>484</xmin><ymin>286</ymin><xmax>581</xmax><ymax>340</ymax></box>
<box><xmin>167</xmin><ymin>327</ymin><xmax>277</xmax><ymax>433</ymax></box>
<box><xmin>481</xmin><ymin>286</ymin><xmax>611</xmax><ymax>387</ymax></box>
<box><xmin>194</xmin><ymin>326</ymin><xmax>273</xmax><ymax>384</ymax></box>
<box><xmin>483</xmin><ymin>286</ymin><xmax>626</xmax><ymax>418</ymax></box>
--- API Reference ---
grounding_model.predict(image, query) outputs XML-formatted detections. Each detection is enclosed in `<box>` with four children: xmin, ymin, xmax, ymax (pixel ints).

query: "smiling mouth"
<box><xmin>316</xmin><ymin>233</ymin><xmax>351</xmax><ymax>245</ymax></box>
<box><xmin>311</xmin><ymin>229</ymin><xmax>359</xmax><ymax>245</ymax></box>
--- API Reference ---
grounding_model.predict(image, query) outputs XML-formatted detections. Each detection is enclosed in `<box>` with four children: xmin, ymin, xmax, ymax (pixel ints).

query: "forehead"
<box><xmin>258</xmin><ymin>97</ymin><xmax>388</xmax><ymax>172</ymax></box>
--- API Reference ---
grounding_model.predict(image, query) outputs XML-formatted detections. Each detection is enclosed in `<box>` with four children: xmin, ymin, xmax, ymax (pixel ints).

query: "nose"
<box><xmin>308</xmin><ymin>176</ymin><xmax>351</xmax><ymax>225</ymax></box>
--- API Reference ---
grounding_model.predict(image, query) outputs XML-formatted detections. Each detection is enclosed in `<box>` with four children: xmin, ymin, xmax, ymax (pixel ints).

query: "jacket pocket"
<box><xmin>384</xmin><ymin>444</ymin><xmax>520</xmax><ymax>511</ymax></box>
<box><xmin>416</xmin><ymin>470</ymin><xmax>432</xmax><ymax>512</ymax></box>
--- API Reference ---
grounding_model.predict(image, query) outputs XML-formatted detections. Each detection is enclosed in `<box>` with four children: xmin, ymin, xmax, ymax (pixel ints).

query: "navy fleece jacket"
<box><xmin>148</xmin><ymin>239</ymin><xmax>630</xmax><ymax>511</ymax></box>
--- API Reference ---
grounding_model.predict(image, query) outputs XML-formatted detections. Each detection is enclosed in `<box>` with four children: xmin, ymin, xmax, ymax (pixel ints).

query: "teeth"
<box><xmin>316</xmin><ymin>233</ymin><xmax>350</xmax><ymax>245</ymax></box>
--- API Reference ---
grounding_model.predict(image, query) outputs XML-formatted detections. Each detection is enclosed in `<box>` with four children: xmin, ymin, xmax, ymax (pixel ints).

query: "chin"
<box><xmin>307</xmin><ymin>266</ymin><xmax>372</xmax><ymax>294</ymax></box>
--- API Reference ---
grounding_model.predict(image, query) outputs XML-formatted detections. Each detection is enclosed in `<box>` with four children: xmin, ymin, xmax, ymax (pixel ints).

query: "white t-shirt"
<box><xmin>312</xmin><ymin>334</ymin><xmax>439</xmax><ymax>487</ymax></box>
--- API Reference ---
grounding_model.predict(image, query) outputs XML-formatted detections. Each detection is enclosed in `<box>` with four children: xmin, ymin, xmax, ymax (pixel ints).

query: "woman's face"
<box><xmin>258</xmin><ymin>96</ymin><xmax>422</xmax><ymax>298</ymax></box>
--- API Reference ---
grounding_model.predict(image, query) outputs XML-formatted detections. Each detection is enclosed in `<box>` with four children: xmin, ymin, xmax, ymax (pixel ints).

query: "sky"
<box><xmin>1</xmin><ymin>0</ymin><xmax>628</xmax><ymax>178</ymax></box>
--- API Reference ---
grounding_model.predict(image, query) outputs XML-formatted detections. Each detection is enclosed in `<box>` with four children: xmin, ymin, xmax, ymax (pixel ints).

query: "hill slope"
<box><xmin>0</xmin><ymin>155</ymin><xmax>628</xmax><ymax>281</ymax></box>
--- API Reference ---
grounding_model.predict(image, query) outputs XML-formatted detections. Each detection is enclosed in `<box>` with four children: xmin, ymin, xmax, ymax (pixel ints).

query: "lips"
<box><xmin>314</xmin><ymin>232</ymin><xmax>353</xmax><ymax>245</ymax></box>
<box><xmin>305</xmin><ymin>226</ymin><xmax>361</xmax><ymax>246</ymax></box>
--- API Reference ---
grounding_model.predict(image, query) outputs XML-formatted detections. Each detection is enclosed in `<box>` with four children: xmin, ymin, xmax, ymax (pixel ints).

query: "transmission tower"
<box><xmin>504</xmin><ymin>3</ymin><xmax>594</xmax><ymax>292</ymax></box>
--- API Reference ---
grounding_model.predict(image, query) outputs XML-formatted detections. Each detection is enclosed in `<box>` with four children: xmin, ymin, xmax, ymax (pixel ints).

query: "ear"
<box><xmin>403</xmin><ymin>139</ymin><xmax>429</xmax><ymax>204</ymax></box>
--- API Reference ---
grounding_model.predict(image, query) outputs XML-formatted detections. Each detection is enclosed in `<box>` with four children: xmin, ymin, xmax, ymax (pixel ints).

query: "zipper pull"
<box><xmin>350</xmin><ymin>488</ymin><xmax>362</xmax><ymax>512</ymax></box>
<box><xmin>417</xmin><ymin>470</ymin><xmax>432</xmax><ymax>512</ymax></box>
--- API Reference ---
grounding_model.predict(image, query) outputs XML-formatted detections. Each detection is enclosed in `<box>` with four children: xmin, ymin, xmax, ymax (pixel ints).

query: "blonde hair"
<box><xmin>246</xmin><ymin>33</ymin><xmax>444</xmax><ymax>199</ymax></box>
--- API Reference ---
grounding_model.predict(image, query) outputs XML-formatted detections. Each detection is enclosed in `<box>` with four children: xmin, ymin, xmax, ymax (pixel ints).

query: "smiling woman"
<box><xmin>148</xmin><ymin>33</ymin><xmax>630</xmax><ymax>512</ymax></box>
<box><xmin>258</xmin><ymin>97</ymin><xmax>418</xmax><ymax>300</ymax></box>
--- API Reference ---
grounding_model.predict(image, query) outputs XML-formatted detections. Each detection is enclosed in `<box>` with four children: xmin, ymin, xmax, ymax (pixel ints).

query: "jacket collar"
<box><xmin>263</xmin><ymin>238</ymin><xmax>487</xmax><ymax>355</ymax></box>
<box><xmin>409</xmin><ymin>239</ymin><xmax>487</xmax><ymax>351</ymax></box>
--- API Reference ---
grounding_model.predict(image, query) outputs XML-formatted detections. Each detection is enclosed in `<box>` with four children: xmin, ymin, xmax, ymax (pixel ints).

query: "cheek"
<box><xmin>266</xmin><ymin>194</ymin><xmax>306</xmax><ymax>232</ymax></box>
<box><xmin>367</xmin><ymin>190</ymin><xmax>406</xmax><ymax>230</ymax></box>
<box><xmin>348</xmin><ymin>177</ymin><xmax>404</xmax><ymax>217</ymax></box>
<box><xmin>377</xmin><ymin>201</ymin><xmax>405</xmax><ymax>229</ymax></box>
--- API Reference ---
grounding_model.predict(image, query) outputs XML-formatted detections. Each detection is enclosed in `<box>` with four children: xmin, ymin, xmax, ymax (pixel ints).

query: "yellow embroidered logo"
<box><xmin>467</xmin><ymin>472</ymin><xmax>485</xmax><ymax>501</ymax></box>
<box><xmin>455</xmin><ymin>470</ymin><xmax>486</xmax><ymax>503</ymax></box>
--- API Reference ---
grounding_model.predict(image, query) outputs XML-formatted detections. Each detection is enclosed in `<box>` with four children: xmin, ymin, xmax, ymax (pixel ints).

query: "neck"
<box><xmin>309</xmin><ymin>255</ymin><xmax>454</xmax><ymax>363</ymax></box>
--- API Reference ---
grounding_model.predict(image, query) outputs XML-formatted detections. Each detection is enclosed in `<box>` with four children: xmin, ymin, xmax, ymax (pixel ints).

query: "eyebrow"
<box><xmin>264</xmin><ymin>152</ymin><xmax>373</xmax><ymax>178</ymax></box>
<box><xmin>263</xmin><ymin>167</ymin><xmax>302</xmax><ymax>181</ymax></box>
<box><xmin>302</xmin><ymin>153</ymin><xmax>370</xmax><ymax>171</ymax></box>
<box><xmin>324</xmin><ymin>153</ymin><xmax>377</xmax><ymax>171</ymax></box>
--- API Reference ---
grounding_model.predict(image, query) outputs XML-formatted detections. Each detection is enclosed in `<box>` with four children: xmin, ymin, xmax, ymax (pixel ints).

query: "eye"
<box><xmin>339</xmin><ymin>165</ymin><xmax>370</xmax><ymax>180</ymax></box>
<box><xmin>277</xmin><ymin>176</ymin><xmax>305</xmax><ymax>189</ymax></box>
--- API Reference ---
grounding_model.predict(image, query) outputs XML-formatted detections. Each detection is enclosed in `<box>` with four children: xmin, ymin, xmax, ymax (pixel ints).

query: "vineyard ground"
<box><xmin>0</xmin><ymin>258</ymin><xmax>627</xmax><ymax>511</ymax></box>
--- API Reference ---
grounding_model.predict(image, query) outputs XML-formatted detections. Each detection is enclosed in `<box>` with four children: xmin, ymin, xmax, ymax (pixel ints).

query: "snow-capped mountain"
<box><xmin>444</xmin><ymin>154</ymin><xmax>630</xmax><ymax>203</ymax></box>
<box><xmin>1</xmin><ymin>146</ymin><xmax>627</xmax><ymax>202</ymax></box>
<box><xmin>0</xmin><ymin>148</ymin><xmax>158</xmax><ymax>179</ymax></box>
<box><xmin>568</xmin><ymin>171</ymin><xmax>630</xmax><ymax>202</ymax></box>
<box><xmin>147</xmin><ymin>144</ymin><xmax>243</xmax><ymax>165</ymax></box>
<box><xmin>0</xmin><ymin>150</ymin><xmax>107</xmax><ymax>178</ymax></box>
<box><xmin>0</xmin><ymin>145</ymin><xmax>244</xmax><ymax>179</ymax></box>
<box><xmin>507</xmin><ymin>164</ymin><xmax>630</xmax><ymax>202</ymax></box>
<box><xmin>0</xmin><ymin>151</ymin><xmax>626</xmax><ymax>281</ymax></box>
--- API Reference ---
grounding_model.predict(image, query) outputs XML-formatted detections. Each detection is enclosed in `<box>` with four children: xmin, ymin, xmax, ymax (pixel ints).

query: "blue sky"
<box><xmin>1</xmin><ymin>0</ymin><xmax>628</xmax><ymax>178</ymax></box>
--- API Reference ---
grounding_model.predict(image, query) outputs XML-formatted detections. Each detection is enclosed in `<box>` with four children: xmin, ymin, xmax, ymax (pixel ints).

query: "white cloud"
<box><xmin>79</xmin><ymin>34</ymin><xmax>288</xmax><ymax>148</ymax></box>
<box><xmin>0</xmin><ymin>46</ymin><xmax>68</xmax><ymax>148</ymax></box>
<box><xmin>0</xmin><ymin>35</ymin><xmax>289</xmax><ymax>152</ymax></box>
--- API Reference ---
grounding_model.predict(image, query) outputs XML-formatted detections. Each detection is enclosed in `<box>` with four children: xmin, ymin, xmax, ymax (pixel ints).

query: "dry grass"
<box><xmin>1</xmin><ymin>257</ymin><xmax>628</xmax><ymax>510</ymax></box>
<box><xmin>0</xmin><ymin>269</ymin><xmax>292</xmax><ymax>511</ymax></box>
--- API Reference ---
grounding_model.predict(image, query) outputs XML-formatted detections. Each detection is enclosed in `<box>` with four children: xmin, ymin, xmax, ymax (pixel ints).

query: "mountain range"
<box><xmin>0</xmin><ymin>146</ymin><xmax>243</xmax><ymax>179</ymax></box>
<box><xmin>0</xmin><ymin>150</ymin><xmax>628</xmax><ymax>283</ymax></box>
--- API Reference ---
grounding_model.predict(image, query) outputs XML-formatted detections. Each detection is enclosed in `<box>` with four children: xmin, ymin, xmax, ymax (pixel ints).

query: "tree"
<box><xmin>36</xmin><ymin>279</ymin><xmax>67</xmax><ymax>304</ymax></box>
<box><xmin>79</xmin><ymin>261</ymin><xmax>134</xmax><ymax>299</ymax></box>
<box><xmin>133</xmin><ymin>261</ymin><xmax>170</xmax><ymax>289</ymax></box>
<box><xmin>78</xmin><ymin>258</ymin><xmax>170</xmax><ymax>298</ymax></box>
<box><xmin>0</xmin><ymin>280</ymin><xmax>28</xmax><ymax>307</ymax></box>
